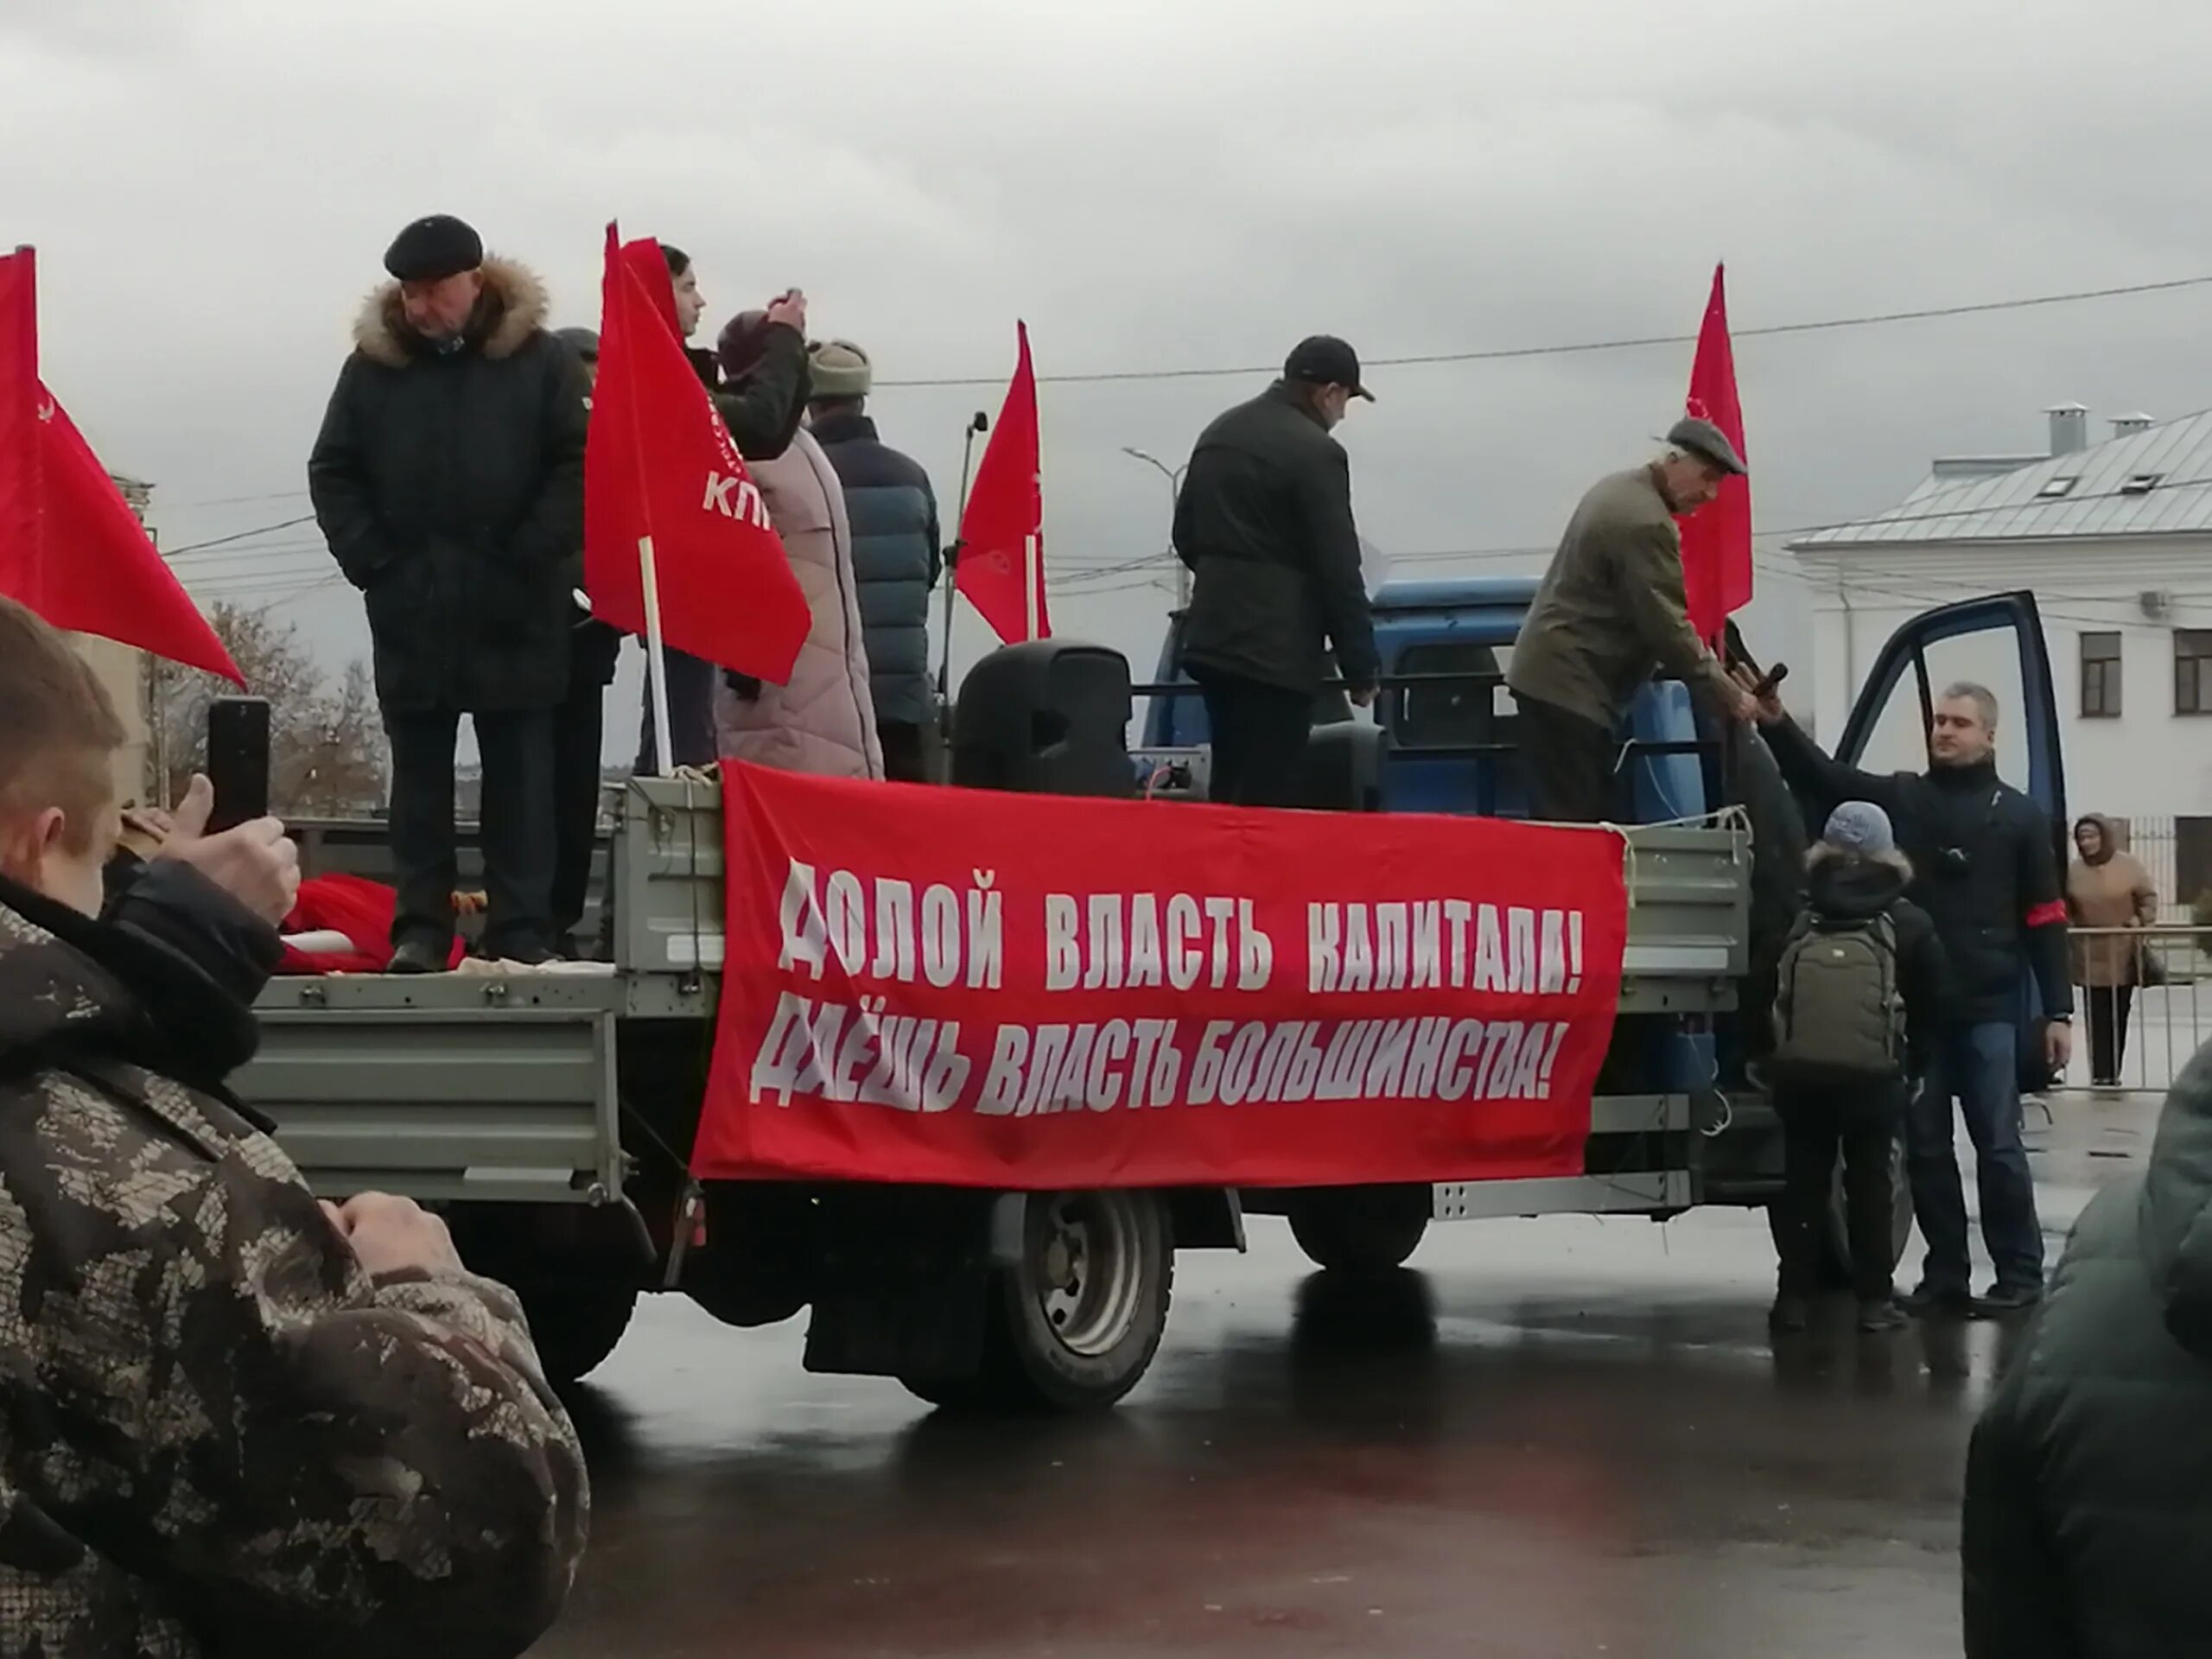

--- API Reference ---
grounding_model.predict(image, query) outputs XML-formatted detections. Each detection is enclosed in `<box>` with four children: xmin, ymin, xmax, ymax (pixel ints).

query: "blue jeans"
<box><xmin>1906</xmin><ymin>1022</ymin><xmax>2044</xmax><ymax>1294</ymax></box>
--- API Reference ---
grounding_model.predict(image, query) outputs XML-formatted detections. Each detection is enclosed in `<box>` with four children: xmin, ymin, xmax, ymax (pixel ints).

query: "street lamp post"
<box><xmin>1121</xmin><ymin>446</ymin><xmax>1190</xmax><ymax>609</ymax></box>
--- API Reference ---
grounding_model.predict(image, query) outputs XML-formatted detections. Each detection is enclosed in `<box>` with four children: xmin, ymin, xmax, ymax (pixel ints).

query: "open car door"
<box><xmin>1836</xmin><ymin>590</ymin><xmax>2069</xmax><ymax>1088</ymax></box>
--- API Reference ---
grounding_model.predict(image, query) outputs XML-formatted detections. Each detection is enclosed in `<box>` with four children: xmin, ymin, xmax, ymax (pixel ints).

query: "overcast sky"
<box><xmin>10</xmin><ymin>0</ymin><xmax>2212</xmax><ymax>756</ymax></box>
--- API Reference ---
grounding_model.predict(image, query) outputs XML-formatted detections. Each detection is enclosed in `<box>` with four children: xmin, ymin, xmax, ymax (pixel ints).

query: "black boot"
<box><xmin>387</xmin><ymin>937</ymin><xmax>449</xmax><ymax>975</ymax></box>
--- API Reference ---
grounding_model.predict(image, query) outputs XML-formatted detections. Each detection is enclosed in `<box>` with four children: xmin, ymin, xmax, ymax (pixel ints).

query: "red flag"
<box><xmin>584</xmin><ymin>226</ymin><xmax>808</xmax><ymax>683</ymax></box>
<box><xmin>957</xmin><ymin>322</ymin><xmax>1050</xmax><ymax>644</ymax></box>
<box><xmin>1679</xmin><ymin>264</ymin><xmax>1752</xmax><ymax>644</ymax></box>
<box><xmin>0</xmin><ymin>248</ymin><xmax>242</xmax><ymax>683</ymax></box>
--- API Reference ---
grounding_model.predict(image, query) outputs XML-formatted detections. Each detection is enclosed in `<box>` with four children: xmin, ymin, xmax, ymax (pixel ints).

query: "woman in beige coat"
<box><xmin>2067</xmin><ymin>814</ymin><xmax>2158</xmax><ymax>1088</ymax></box>
<box><xmin>710</xmin><ymin>312</ymin><xmax>883</xmax><ymax>782</ymax></box>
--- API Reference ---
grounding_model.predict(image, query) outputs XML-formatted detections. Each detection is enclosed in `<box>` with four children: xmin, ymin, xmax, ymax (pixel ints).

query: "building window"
<box><xmin>2081</xmin><ymin>632</ymin><xmax>2122</xmax><ymax>717</ymax></box>
<box><xmin>2177</xmin><ymin>631</ymin><xmax>2212</xmax><ymax>715</ymax></box>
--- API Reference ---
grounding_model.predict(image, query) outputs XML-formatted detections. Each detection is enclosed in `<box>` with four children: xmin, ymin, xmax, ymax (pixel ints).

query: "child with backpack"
<box><xmin>1770</xmin><ymin>801</ymin><xmax>1951</xmax><ymax>1334</ymax></box>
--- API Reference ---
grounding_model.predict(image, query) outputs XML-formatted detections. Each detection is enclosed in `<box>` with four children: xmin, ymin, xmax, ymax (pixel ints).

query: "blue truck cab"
<box><xmin>1137</xmin><ymin>575</ymin><xmax>2068</xmax><ymax>1278</ymax></box>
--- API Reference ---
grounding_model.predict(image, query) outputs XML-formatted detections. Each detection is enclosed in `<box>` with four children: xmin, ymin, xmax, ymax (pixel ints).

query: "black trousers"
<box><xmin>1774</xmin><ymin>1078</ymin><xmax>1904</xmax><ymax>1302</ymax></box>
<box><xmin>879</xmin><ymin>720</ymin><xmax>931</xmax><ymax>785</ymax></box>
<box><xmin>385</xmin><ymin>706</ymin><xmax>556</xmax><ymax>958</ymax></box>
<box><xmin>2085</xmin><ymin>984</ymin><xmax>2135</xmax><ymax>1084</ymax></box>
<box><xmin>637</xmin><ymin>646</ymin><xmax>721</xmax><ymax>774</ymax></box>
<box><xmin>1195</xmin><ymin>670</ymin><xmax>1312</xmax><ymax>808</ymax></box>
<box><xmin>550</xmin><ymin>664</ymin><xmax>607</xmax><ymax>945</ymax></box>
<box><xmin>1511</xmin><ymin>692</ymin><xmax>1619</xmax><ymax>823</ymax></box>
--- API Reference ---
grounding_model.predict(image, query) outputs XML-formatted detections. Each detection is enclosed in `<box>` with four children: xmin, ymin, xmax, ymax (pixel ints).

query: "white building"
<box><xmin>1789</xmin><ymin>404</ymin><xmax>2212</xmax><ymax>906</ymax></box>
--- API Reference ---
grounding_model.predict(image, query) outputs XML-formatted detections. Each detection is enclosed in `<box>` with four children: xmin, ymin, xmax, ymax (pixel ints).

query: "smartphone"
<box><xmin>206</xmin><ymin>696</ymin><xmax>271</xmax><ymax>832</ymax></box>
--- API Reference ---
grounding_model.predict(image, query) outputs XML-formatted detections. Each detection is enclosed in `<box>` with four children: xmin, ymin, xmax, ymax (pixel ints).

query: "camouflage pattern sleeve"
<box><xmin>5</xmin><ymin>1064</ymin><xmax>588</xmax><ymax>1658</ymax></box>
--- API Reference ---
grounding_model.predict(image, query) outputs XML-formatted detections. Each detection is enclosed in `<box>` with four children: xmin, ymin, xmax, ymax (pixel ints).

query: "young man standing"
<box><xmin>0</xmin><ymin>598</ymin><xmax>587</xmax><ymax>1656</ymax></box>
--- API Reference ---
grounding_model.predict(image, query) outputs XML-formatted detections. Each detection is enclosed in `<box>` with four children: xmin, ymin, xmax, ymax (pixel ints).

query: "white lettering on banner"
<box><xmin>1049</xmin><ymin>893</ymin><xmax>1272</xmax><ymax>994</ymax></box>
<box><xmin>776</xmin><ymin>860</ymin><xmax>1003</xmax><ymax>990</ymax></box>
<box><xmin>1305</xmin><ymin>900</ymin><xmax>1590</xmax><ymax>999</ymax></box>
<box><xmin>749</xmin><ymin>991</ymin><xmax>971</xmax><ymax>1111</ymax></box>
<box><xmin>702</xmin><ymin>470</ymin><xmax>772</xmax><ymax>530</ymax></box>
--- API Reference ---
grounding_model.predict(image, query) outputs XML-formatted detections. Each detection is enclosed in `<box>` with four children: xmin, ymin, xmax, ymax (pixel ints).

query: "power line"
<box><xmin>875</xmin><ymin>274</ymin><xmax>2212</xmax><ymax>391</ymax></box>
<box><xmin>162</xmin><ymin>488</ymin><xmax>311</xmax><ymax>511</ymax></box>
<box><xmin>162</xmin><ymin>514</ymin><xmax>318</xmax><ymax>557</ymax></box>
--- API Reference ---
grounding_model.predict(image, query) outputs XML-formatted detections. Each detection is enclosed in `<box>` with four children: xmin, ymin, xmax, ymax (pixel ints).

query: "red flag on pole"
<box><xmin>1679</xmin><ymin>264</ymin><xmax>1752</xmax><ymax>645</ymax></box>
<box><xmin>0</xmin><ymin>247</ymin><xmax>243</xmax><ymax>683</ymax></box>
<box><xmin>957</xmin><ymin>322</ymin><xmax>1050</xmax><ymax>644</ymax></box>
<box><xmin>584</xmin><ymin>225</ymin><xmax>809</xmax><ymax>738</ymax></box>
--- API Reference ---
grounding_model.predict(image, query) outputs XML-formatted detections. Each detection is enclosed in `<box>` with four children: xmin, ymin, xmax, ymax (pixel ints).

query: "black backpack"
<box><xmin>1770</xmin><ymin>911</ymin><xmax>1904</xmax><ymax>1083</ymax></box>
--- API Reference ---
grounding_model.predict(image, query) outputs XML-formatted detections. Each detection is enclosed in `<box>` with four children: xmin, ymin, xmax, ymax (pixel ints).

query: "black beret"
<box><xmin>383</xmin><ymin>214</ymin><xmax>484</xmax><ymax>283</ymax></box>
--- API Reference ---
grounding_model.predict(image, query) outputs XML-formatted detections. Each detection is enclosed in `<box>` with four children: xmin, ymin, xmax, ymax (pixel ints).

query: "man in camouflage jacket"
<box><xmin>0</xmin><ymin>779</ymin><xmax>588</xmax><ymax>1649</ymax></box>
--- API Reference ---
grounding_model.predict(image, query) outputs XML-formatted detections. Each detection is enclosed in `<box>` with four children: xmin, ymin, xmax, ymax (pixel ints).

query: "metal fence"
<box><xmin>2050</xmin><ymin>924</ymin><xmax>2212</xmax><ymax>1100</ymax></box>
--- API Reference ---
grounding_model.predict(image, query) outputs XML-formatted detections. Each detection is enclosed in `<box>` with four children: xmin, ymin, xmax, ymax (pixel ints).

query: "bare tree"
<box><xmin>151</xmin><ymin>603</ymin><xmax>389</xmax><ymax>818</ymax></box>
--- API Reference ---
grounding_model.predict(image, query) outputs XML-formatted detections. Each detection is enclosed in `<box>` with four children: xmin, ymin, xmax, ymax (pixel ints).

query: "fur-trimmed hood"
<box><xmin>352</xmin><ymin>256</ymin><xmax>550</xmax><ymax>368</ymax></box>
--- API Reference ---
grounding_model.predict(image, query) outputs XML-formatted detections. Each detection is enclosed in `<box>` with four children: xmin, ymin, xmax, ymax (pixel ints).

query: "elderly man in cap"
<box><xmin>1505</xmin><ymin>416</ymin><xmax>1760</xmax><ymax>823</ymax></box>
<box><xmin>308</xmin><ymin>214</ymin><xmax>588</xmax><ymax>970</ymax></box>
<box><xmin>806</xmin><ymin>340</ymin><xmax>943</xmax><ymax>783</ymax></box>
<box><xmin>1172</xmin><ymin>335</ymin><xmax>1381</xmax><ymax>807</ymax></box>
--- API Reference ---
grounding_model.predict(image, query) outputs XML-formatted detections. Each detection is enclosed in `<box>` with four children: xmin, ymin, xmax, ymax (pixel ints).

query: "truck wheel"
<box><xmin>901</xmin><ymin>1192</ymin><xmax>1173</xmax><ymax>1413</ymax></box>
<box><xmin>515</xmin><ymin>1281</ymin><xmax>639</xmax><ymax>1386</ymax></box>
<box><xmin>1287</xmin><ymin>1186</ymin><xmax>1432</xmax><ymax>1273</ymax></box>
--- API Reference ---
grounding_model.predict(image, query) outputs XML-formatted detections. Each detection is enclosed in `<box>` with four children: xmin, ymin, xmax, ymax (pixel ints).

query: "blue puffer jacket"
<box><xmin>810</xmin><ymin>411</ymin><xmax>940</xmax><ymax>728</ymax></box>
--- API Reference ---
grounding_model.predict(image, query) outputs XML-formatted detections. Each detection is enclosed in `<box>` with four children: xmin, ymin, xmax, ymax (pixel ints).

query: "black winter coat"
<box><xmin>1963</xmin><ymin>1041</ymin><xmax>2212</xmax><ymax>1656</ymax></box>
<box><xmin>308</xmin><ymin>259</ymin><xmax>589</xmax><ymax>714</ymax></box>
<box><xmin>1173</xmin><ymin>383</ymin><xmax>1378</xmax><ymax>696</ymax></box>
<box><xmin>1764</xmin><ymin>721</ymin><xmax>2071</xmax><ymax>1027</ymax></box>
<box><xmin>811</xmin><ymin>410</ymin><xmax>940</xmax><ymax>728</ymax></box>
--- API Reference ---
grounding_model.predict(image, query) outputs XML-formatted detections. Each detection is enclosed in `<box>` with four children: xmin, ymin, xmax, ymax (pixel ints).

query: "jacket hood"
<box><xmin>1806</xmin><ymin>844</ymin><xmax>1912</xmax><ymax>919</ymax></box>
<box><xmin>0</xmin><ymin>866</ymin><xmax>270</xmax><ymax>1100</ymax></box>
<box><xmin>353</xmin><ymin>256</ymin><xmax>550</xmax><ymax>368</ymax></box>
<box><xmin>2075</xmin><ymin>812</ymin><xmax>2118</xmax><ymax>867</ymax></box>
<box><xmin>2139</xmin><ymin>1039</ymin><xmax>2212</xmax><ymax>1359</ymax></box>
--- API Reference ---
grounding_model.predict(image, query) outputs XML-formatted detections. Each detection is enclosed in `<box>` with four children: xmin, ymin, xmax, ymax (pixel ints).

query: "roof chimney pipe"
<box><xmin>2113</xmin><ymin>411</ymin><xmax>2155</xmax><ymax>440</ymax></box>
<box><xmin>2047</xmin><ymin>402</ymin><xmax>2090</xmax><ymax>455</ymax></box>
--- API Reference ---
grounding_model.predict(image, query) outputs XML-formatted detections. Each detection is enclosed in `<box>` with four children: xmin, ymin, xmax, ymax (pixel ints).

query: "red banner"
<box><xmin>691</xmin><ymin>765</ymin><xmax>1628</xmax><ymax>1190</ymax></box>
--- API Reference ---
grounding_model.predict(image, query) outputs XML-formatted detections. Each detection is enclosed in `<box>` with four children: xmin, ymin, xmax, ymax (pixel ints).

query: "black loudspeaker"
<box><xmin>952</xmin><ymin>641</ymin><xmax>1134</xmax><ymax>798</ymax></box>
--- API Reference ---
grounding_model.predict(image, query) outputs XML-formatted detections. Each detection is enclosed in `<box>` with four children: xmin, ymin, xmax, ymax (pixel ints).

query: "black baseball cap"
<box><xmin>1284</xmin><ymin>335</ymin><xmax>1374</xmax><ymax>402</ymax></box>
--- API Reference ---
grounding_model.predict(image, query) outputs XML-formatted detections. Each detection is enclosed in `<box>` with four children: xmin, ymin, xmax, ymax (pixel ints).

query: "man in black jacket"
<box><xmin>1739</xmin><ymin>671</ymin><xmax>2073</xmax><ymax>1314</ymax></box>
<box><xmin>308</xmin><ymin>215</ymin><xmax>588</xmax><ymax>971</ymax></box>
<box><xmin>1173</xmin><ymin>336</ymin><xmax>1379</xmax><ymax>807</ymax></box>
<box><xmin>1961</xmin><ymin>1039</ymin><xmax>2212</xmax><ymax>1658</ymax></box>
<box><xmin>807</xmin><ymin>340</ymin><xmax>942</xmax><ymax>783</ymax></box>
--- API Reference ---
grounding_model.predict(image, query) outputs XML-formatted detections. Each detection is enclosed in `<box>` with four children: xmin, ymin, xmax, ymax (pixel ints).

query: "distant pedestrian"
<box><xmin>1963</xmin><ymin>1037</ymin><xmax>2212</xmax><ymax>1657</ymax></box>
<box><xmin>714</xmin><ymin>312</ymin><xmax>881</xmax><ymax>780</ymax></box>
<box><xmin>1740</xmin><ymin>671</ymin><xmax>2073</xmax><ymax>1316</ymax></box>
<box><xmin>807</xmin><ymin>340</ymin><xmax>943</xmax><ymax>783</ymax></box>
<box><xmin>2067</xmin><ymin>813</ymin><xmax>2158</xmax><ymax>1089</ymax></box>
<box><xmin>1506</xmin><ymin>418</ymin><xmax>1759</xmax><ymax>823</ymax></box>
<box><xmin>1767</xmin><ymin>802</ymin><xmax>1949</xmax><ymax>1336</ymax></box>
<box><xmin>1173</xmin><ymin>336</ymin><xmax>1380</xmax><ymax>807</ymax></box>
<box><xmin>308</xmin><ymin>214</ymin><xmax>588</xmax><ymax>970</ymax></box>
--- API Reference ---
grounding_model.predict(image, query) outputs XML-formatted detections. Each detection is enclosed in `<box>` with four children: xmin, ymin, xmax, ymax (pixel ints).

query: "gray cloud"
<box><xmin>9</xmin><ymin>0</ymin><xmax>2211</xmax><ymax>750</ymax></box>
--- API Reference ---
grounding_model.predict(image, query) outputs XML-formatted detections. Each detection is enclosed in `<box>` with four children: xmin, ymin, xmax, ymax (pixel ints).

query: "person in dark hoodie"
<box><xmin>0</xmin><ymin>596</ymin><xmax>588</xmax><ymax>1658</ymax></box>
<box><xmin>1767</xmin><ymin>801</ymin><xmax>1950</xmax><ymax>1335</ymax></box>
<box><xmin>633</xmin><ymin>245</ymin><xmax>812</xmax><ymax>772</ymax></box>
<box><xmin>1961</xmin><ymin>1034</ymin><xmax>2212</xmax><ymax>1656</ymax></box>
<box><xmin>1738</xmin><ymin>669</ymin><xmax>2072</xmax><ymax>1316</ymax></box>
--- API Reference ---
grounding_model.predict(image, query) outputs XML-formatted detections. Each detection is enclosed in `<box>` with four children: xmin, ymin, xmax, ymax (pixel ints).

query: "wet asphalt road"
<box><xmin>535</xmin><ymin>1093</ymin><xmax>2155</xmax><ymax>1658</ymax></box>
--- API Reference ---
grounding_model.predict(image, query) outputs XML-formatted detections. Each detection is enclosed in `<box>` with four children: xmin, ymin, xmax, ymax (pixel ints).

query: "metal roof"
<box><xmin>1792</xmin><ymin>407</ymin><xmax>2212</xmax><ymax>550</ymax></box>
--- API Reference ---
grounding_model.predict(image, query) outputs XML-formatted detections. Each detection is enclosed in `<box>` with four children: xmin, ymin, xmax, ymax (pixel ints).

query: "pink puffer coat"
<box><xmin>715</xmin><ymin>429</ymin><xmax>883</xmax><ymax>780</ymax></box>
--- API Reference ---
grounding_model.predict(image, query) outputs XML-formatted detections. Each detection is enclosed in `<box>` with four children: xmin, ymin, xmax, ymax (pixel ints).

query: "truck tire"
<box><xmin>515</xmin><ymin>1281</ymin><xmax>639</xmax><ymax>1386</ymax></box>
<box><xmin>1287</xmin><ymin>1186</ymin><xmax>1432</xmax><ymax>1273</ymax></box>
<box><xmin>901</xmin><ymin>1192</ymin><xmax>1173</xmax><ymax>1413</ymax></box>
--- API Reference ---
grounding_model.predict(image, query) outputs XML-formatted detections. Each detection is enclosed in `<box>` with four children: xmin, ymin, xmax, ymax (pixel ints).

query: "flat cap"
<box><xmin>383</xmin><ymin>214</ymin><xmax>484</xmax><ymax>283</ymax></box>
<box><xmin>808</xmin><ymin>339</ymin><xmax>873</xmax><ymax>400</ymax></box>
<box><xmin>1668</xmin><ymin>415</ymin><xmax>1747</xmax><ymax>477</ymax></box>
